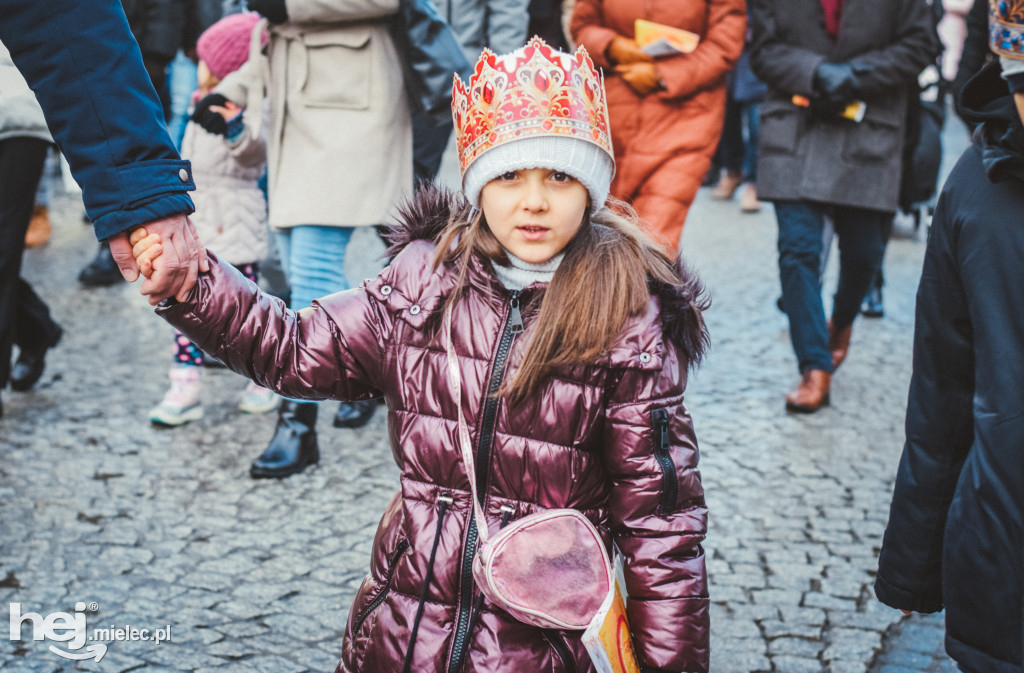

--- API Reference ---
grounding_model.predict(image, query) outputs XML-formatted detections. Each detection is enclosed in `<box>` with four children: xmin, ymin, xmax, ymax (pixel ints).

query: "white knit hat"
<box><xmin>452</xmin><ymin>38</ymin><xmax>616</xmax><ymax>211</ymax></box>
<box><xmin>462</xmin><ymin>135</ymin><xmax>614</xmax><ymax>210</ymax></box>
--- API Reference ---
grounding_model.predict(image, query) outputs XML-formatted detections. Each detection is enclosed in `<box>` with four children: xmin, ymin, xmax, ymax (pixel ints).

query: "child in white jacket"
<box><xmin>149</xmin><ymin>12</ymin><xmax>276</xmax><ymax>425</ymax></box>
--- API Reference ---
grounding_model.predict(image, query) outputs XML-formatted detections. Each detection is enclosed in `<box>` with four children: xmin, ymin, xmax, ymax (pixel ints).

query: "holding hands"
<box><xmin>110</xmin><ymin>215</ymin><xmax>208</xmax><ymax>305</ymax></box>
<box><xmin>127</xmin><ymin>223</ymin><xmax>205</xmax><ymax>306</ymax></box>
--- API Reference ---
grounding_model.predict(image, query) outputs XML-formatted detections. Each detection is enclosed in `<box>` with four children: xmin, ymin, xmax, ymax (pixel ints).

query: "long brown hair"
<box><xmin>432</xmin><ymin>199</ymin><xmax>709</xmax><ymax>407</ymax></box>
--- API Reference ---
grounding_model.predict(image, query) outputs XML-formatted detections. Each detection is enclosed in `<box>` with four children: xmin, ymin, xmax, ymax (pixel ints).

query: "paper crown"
<box><xmin>452</xmin><ymin>37</ymin><xmax>614</xmax><ymax>176</ymax></box>
<box><xmin>990</xmin><ymin>0</ymin><xmax>1024</xmax><ymax>59</ymax></box>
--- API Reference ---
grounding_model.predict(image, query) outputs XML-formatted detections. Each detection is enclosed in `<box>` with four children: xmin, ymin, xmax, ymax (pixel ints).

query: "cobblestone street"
<box><xmin>0</xmin><ymin>119</ymin><xmax>971</xmax><ymax>673</ymax></box>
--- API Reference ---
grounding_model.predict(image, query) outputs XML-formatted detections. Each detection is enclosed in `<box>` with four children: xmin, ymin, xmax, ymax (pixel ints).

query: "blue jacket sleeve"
<box><xmin>0</xmin><ymin>0</ymin><xmax>195</xmax><ymax>241</ymax></box>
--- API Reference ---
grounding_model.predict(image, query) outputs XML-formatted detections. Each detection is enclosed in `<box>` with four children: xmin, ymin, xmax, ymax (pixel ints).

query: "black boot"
<box><xmin>78</xmin><ymin>241</ymin><xmax>123</xmax><ymax>287</ymax></box>
<box><xmin>250</xmin><ymin>400</ymin><xmax>319</xmax><ymax>479</ymax></box>
<box><xmin>333</xmin><ymin>398</ymin><xmax>377</xmax><ymax>428</ymax></box>
<box><xmin>11</xmin><ymin>324</ymin><xmax>63</xmax><ymax>392</ymax></box>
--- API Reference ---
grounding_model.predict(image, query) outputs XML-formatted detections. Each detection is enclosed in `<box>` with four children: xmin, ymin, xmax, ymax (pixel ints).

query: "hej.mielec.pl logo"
<box><xmin>9</xmin><ymin>601</ymin><xmax>172</xmax><ymax>662</ymax></box>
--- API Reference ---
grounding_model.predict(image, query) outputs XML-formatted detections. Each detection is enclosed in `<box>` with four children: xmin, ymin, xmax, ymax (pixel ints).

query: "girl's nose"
<box><xmin>522</xmin><ymin>180</ymin><xmax>548</xmax><ymax>212</ymax></box>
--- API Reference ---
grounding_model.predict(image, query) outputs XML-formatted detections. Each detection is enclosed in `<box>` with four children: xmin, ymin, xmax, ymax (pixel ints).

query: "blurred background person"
<box><xmin>710</xmin><ymin>9</ymin><xmax>767</xmax><ymax>214</ymax></box>
<box><xmin>0</xmin><ymin>42</ymin><xmax>63</xmax><ymax>417</ymax></box>
<box><xmin>571</xmin><ymin>0</ymin><xmax>746</xmax><ymax>255</ymax></box>
<box><xmin>749</xmin><ymin>0</ymin><xmax>940</xmax><ymax>413</ymax></box>
<box><xmin>148</xmin><ymin>11</ymin><xmax>276</xmax><ymax>427</ymax></box>
<box><xmin>204</xmin><ymin>0</ymin><xmax>412</xmax><ymax>478</ymax></box>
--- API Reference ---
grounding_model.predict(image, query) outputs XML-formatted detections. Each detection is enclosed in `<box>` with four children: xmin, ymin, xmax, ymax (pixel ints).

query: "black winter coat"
<box><xmin>749</xmin><ymin>0</ymin><xmax>939</xmax><ymax>212</ymax></box>
<box><xmin>121</xmin><ymin>0</ymin><xmax>186</xmax><ymax>63</ymax></box>
<box><xmin>875</xmin><ymin>61</ymin><xmax>1024</xmax><ymax>673</ymax></box>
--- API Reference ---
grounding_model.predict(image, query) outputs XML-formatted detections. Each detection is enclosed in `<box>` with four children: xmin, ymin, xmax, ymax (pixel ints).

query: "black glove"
<box><xmin>812</xmin><ymin>61</ymin><xmax>871</xmax><ymax>105</ymax></box>
<box><xmin>191</xmin><ymin>93</ymin><xmax>230</xmax><ymax>136</ymax></box>
<box><xmin>247</xmin><ymin>0</ymin><xmax>289</xmax><ymax>24</ymax></box>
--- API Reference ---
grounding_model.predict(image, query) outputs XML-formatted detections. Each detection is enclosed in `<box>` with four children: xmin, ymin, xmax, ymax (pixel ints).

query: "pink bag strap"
<box><xmin>444</xmin><ymin>301</ymin><xmax>491</xmax><ymax>545</ymax></box>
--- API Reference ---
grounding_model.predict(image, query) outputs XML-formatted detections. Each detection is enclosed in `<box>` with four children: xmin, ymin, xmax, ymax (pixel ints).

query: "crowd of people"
<box><xmin>2</xmin><ymin>0</ymin><xmax>1023</xmax><ymax>672</ymax></box>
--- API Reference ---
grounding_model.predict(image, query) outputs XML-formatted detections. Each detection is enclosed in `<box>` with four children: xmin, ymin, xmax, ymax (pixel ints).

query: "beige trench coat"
<box><xmin>218</xmin><ymin>1</ymin><xmax>412</xmax><ymax>229</ymax></box>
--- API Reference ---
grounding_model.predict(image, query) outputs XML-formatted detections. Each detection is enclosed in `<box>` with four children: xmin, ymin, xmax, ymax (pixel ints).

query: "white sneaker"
<box><xmin>149</xmin><ymin>367</ymin><xmax>203</xmax><ymax>426</ymax></box>
<box><xmin>239</xmin><ymin>381</ymin><xmax>280</xmax><ymax>414</ymax></box>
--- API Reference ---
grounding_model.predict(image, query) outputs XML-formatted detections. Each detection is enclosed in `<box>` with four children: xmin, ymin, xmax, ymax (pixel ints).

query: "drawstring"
<box><xmin>402</xmin><ymin>493</ymin><xmax>453</xmax><ymax>673</ymax></box>
<box><xmin>465</xmin><ymin>504</ymin><xmax>516</xmax><ymax>640</ymax></box>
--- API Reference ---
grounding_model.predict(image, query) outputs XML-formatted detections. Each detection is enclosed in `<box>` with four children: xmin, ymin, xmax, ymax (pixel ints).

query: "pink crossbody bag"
<box><xmin>444</xmin><ymin>303</ymin><xmax>613</xmax><ymax>630</ymax></box>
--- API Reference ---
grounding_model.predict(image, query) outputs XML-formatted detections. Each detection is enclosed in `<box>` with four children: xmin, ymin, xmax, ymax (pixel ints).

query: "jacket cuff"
<box><xmin>629</xmin><ymin>596</ymin><xmax>709</xmax><ymax>673</ymax></box>
<box><xmin>873</xmin><ymin>573</ymin><xmax>943</xmax><ymax>614</ymax></box>
<box><xmin>91</xmin><ymin>159</ymin><xmax>196</xmax><ymax>240</ymax></box>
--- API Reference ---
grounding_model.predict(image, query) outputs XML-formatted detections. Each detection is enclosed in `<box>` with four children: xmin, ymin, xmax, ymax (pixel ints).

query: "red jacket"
<box><xmin>157</xmin><ymin>188</ymin><xmax>710</xmax><ymax>672</ymax></box>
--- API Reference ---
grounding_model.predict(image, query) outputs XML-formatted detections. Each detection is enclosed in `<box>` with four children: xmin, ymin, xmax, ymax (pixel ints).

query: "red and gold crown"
<box><xmin>452</xmin><ymin>37</ymin><xmax>614</xmax><ymax>176</ymax></box>
<box><xmin>991</xmin><ymin>0</ymin><xmax>1024</xmax><ymax>59</ymax></box>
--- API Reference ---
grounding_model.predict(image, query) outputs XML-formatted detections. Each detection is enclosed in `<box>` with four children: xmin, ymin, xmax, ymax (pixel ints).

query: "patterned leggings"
<box><xmin>173</xmin><ymin>262</ymin><xmax>258</xmax><ymax>366</ymax></box>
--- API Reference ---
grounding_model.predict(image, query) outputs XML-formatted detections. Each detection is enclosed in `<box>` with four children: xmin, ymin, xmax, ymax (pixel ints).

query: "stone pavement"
<box><xmin>0</xmin><ymin>120</ymin><xmax>971</xmax><ymax>672</ymax></box>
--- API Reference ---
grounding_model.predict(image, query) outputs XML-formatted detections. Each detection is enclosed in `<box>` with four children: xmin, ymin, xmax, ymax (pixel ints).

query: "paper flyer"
<box><xmin>582</xmin><ymin>556</ymin><xmax>640</xmax><ymax>673</ymax></box>
<box><xmin>634</xmin><ymin>19</ymin><xmax>700</xmax><ymax>58</ymax></box>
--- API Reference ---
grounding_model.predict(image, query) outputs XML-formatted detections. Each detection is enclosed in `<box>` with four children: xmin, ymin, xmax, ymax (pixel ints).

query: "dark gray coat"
<box><xmin>749</xmin><ymin>0</ymin><xmax>939</xmax><ymax>212</ymax></box>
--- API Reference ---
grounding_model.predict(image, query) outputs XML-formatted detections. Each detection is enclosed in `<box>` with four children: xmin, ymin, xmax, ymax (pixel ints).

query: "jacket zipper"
<box><xmin>447</xmin><ymin>290</ymin><xmax>523</xmax><ymax>673</ymax></box>
<box><xmin>651</xmin><ymin>408</ymin><xmax>678</xmax><ymax>516</ymax></box>
<box><xmin>545</xmin><ymin>631</ymin><xmax>579</xmax><ymax>673</ymax></box>
<box><xmin>351</xmin><ymin>538</ymin><xmax>410</xmax><ymax>635</ymax></box>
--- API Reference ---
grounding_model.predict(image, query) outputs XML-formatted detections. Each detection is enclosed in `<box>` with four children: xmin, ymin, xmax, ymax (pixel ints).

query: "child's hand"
<box><xmin>209</xmin><ymin>100</ymin><xmax>241</xmax><ymax>121</ymax></box>
<box><xmin>129</xmin><ymin>227</ymin><xmax>163</xmax><ymax>280</ymax></box>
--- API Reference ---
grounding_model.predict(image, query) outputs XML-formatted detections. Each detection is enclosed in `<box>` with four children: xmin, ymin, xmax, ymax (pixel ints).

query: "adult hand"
<box><xmin>614</xmin><ymin>62</ymin><xmax>662</xmax><ymax>97</ymax></box>
<box><xmin>247</xmin><ymin>0</ymin><xmax>289</xmax><ymax>24</ymax></box>
<box><xmin>812</xmin><ymin>61</ymin><xmax>871</xmax><ymax>105</ymax></box>
<box><xmin>108</xmin><ymin>215</ymin><xmax>209</xmax><ymax>305</ymax></box>
<box><xmin>192</xmin><ymin>93</ymin><xmax>231</xmax><ymax>135</ymax></box>
<box><xmin>607</xmin><ymin>36</ymin><xmax>653</xmax><ymax>65</ymax></box>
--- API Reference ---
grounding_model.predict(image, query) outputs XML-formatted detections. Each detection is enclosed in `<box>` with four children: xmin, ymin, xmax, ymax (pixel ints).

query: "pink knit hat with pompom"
<box><xmin>196</xmin><ymin>12</ymin><xmax>263</xmax><ymax>81</ymax></box>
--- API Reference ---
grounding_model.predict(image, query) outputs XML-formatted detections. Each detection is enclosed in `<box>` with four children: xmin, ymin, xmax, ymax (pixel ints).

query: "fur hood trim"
<box><xmin>383</xmin><ymin>183</ymin><xmax>710</xmax><ymax>367</ymax></box>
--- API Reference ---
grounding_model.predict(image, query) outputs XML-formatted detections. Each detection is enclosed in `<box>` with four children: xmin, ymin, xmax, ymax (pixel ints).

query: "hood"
<box><xmin>383</xmin><ymin>183</ymin><xmax>710</xmax><ymax>367</ymax></box>
<box><xmin>959</xmin><ymin>60</ymin><xmax>1024</xmax><ymax>182</ymax></box>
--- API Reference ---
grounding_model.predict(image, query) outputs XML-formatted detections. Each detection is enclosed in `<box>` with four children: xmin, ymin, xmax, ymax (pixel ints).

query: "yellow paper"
<box><xmin>634</xmin><ymin>19</ymin><xmax>700</xmax><ymax>57</ymax></box>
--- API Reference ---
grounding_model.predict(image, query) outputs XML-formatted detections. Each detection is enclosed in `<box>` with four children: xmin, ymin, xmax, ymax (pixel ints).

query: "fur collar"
<box><xmin>383</xmin><ymin>183</ymin><xmax>709</xmax><ymax>367</ymax></box>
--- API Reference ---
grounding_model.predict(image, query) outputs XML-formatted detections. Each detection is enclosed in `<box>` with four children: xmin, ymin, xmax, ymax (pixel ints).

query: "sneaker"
<box><xmin>239</xmin><ymin>381</ymin><xmax>280</xmax><ymax>414</ymax></box>
<box><xmin>149</xmin><ymin>367</ymin><xmax>203</xmax><ymax>426</ymax></box>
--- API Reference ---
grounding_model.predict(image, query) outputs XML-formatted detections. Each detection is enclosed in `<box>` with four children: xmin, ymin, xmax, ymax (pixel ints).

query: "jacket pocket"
<box><xmin>351</xmin><ymin>538</ymin><xmax>409</xmax><ymax>635</ymax></box>
<box><xmin>758</xmin><ymin>99</ymin><xmax>804</xmax><ymax>156</ymax></box>
<box><xmin>651</xmin><ymin>408</ymin><xmax>678</xmax><ymax>516</ymax></box>
<box><xmin>841</xmin><ymin>118</ymin><xmax>900</xmax><ymax>164</ymax></box>
<box><xmin>300</xmin><ymin>28</ymin><xmax>372</xmax><ymax>110</ymax></box>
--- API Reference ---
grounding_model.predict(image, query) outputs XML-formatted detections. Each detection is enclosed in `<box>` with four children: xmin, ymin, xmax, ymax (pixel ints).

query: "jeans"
<box><xmin>719</xmin><ymin>99</ymin><xmax>761</xmax><ymax>182</ymax></box>
<box><xmin>274</xmin><ymin>225</ymin><xmax>355</xmax><ymax>404</ymax></box>
<box><xmin>775</xmin><ymin>200</ymin><xmax>889</xmax><ymax>374</ymax></box>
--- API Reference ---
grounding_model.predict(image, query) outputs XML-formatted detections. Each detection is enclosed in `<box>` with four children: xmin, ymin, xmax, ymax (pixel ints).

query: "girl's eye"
<box><xmin>550</xmin><ymin>171</ymin><xmax>574</xmax><ymax>182</ymax></box>
<box><xmin>498</xmin><ymin>171</ymin><xmax>518</xmax><ymax>181</ymax></box>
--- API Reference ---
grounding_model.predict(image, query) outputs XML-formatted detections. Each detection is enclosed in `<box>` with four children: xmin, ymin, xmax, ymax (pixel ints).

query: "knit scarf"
<box><xmin>820</xmin><ymin>0</ymin><xmax>846</xmax><ymax>38</ymax></box>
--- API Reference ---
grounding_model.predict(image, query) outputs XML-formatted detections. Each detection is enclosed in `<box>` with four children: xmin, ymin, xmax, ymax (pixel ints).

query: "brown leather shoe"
<box><xmin>828</xmin><ymin>321</ymin><xmax>853</xmax><ymax>371</ymax></box>
<box><xmin>785</xmin><ymin>370</ymin><xmax>831</xmax><ymax>413</ymax></box>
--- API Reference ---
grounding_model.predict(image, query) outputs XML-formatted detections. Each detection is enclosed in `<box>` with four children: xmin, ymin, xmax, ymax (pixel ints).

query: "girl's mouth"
<box><xmin>518</xmin><ymin>225</ymin><xmax>548</xmax><ymax>241</ymax></box>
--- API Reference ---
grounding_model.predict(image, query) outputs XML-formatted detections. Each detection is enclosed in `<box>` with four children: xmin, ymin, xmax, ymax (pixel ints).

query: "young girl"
<box><xmin>147</xmin><ymin>11</ymin><xmax>278</xmax><ymax>425</ymax></box>
<box><xmin>132</xmin><ymin>38</ymin><xmax>711</xmax><ymax>673</ymax></box>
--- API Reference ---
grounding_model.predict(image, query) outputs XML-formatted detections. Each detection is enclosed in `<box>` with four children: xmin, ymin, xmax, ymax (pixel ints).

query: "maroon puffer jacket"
<box><xmin>157</xmin><ymin>189</ymin><xmax>710</xmax><ymax>673</ymax></box>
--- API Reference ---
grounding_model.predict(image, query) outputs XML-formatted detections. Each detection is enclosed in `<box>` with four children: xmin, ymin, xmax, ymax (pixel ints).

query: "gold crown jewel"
<box><xmin>452</xmin><ymin>37</ymin><xmax>614</xmax><ymax>175</ymax></box>
<box><xmin>991</xmin><ymin>0</ymin><xmax>1024</xmax><ymax>58</ymax></box>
